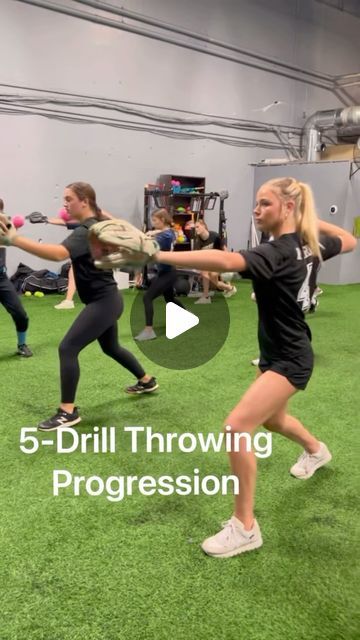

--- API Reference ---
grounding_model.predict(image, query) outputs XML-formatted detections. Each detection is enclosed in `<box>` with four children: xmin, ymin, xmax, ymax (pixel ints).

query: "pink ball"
<box><xmin>58</xmin><ymin>208</ymin><xmax>71</xmax><ymax>222</ymax></box>
<box><xmin>12</xmin><ymin>215</ymin><xmax>25</xmax><ymax>229</ymax></box>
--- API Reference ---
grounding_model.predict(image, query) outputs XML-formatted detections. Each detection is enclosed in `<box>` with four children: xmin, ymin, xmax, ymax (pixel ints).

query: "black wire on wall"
<box><xmin>0</xmin><ymin>86</ymin><xmax>301</xmax><ymax>155</ymax></box>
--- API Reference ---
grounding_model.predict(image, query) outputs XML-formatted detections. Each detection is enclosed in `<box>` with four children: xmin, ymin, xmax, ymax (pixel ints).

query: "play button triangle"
<box><xmin>166</xmin><ymin>302</ymin><xmax>199</xmax><ymax>340</ymax></box>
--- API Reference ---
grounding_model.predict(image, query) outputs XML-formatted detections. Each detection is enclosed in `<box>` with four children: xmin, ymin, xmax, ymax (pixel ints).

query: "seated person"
<box><xmin>194</xmin><ymin>219</ymin><xmax>236</xmax><ymax>304</ymax></box>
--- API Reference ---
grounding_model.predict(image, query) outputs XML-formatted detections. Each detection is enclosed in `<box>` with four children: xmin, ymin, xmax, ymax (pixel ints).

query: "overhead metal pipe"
<box><xmin>76</xmin><ymin>0</ymin><xmax>333</xmax><ymax>84</ymax></box>
<box><xmin>15</xmin><ymin>0</ymin><xmax>333</xmax><ymax>91</ymax></box>
<box><xmin>303</xmin><ymin>106</ymin><xmax>360</xmax><ymax>160</ymax></box>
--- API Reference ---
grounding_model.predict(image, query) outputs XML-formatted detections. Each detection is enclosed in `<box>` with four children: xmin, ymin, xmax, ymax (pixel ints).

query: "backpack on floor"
<box><xmin>10</xmin><ymin>263</ymin><xmax>35</xmax><ymax>292</ymax></box>
<box><xmin>22</xmin><ymin>270</ymin><xmax>68</xmax><ymax>295</ymax></box>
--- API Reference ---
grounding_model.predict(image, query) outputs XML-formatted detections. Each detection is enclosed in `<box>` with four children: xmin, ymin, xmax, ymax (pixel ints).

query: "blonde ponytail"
<box><xmin>297</xmin><ymin>182</ymin><xmax>321</xmax><ymax>259</ymax></box>
<box><xmin>266</xmin><ymin>177</ymin><xmax>321</xmax><ymax>259</ymax></box>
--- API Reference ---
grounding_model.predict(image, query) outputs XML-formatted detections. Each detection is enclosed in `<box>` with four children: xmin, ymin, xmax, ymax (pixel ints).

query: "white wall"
<box><xmin>0</xmin><ymin>0</ymin><xmax>359</xmax><ymax>274</ymax></box>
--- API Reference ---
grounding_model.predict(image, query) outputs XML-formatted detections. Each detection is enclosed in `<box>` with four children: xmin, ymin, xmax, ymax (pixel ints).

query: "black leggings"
<box><xmin>59</xmin><ymin>293</ymin><xmax>145</xmax><ymax>403</ymax></box>
<box><xmin>143</xmin><ymin>270</ymin><xmax>184</xmax><ymax>326</ymax></box>
<box><xmin>0</xmin><ymin>274</ymin><xmax>29</xmax><ymax>332</ymax></box>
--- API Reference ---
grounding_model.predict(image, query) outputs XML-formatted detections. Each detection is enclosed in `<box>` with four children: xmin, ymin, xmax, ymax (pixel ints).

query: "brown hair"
<box><xmin>195</xmin><ymin>218</ymin><xmax>208</xmax><ymax>230</ymax></box>
<box><xmin>151</xmin><ymin>208</ymin><xmax>173</xmax><ymax>227</ymax></box>
<box><xmin>66</xmin><ymin>182</ymin><xmax>105</xmax><ymax>220</ymax></box>
<box><xmin>265</xmin><ymin>177</ymin><xmax>321</xmax><ymax>258</ymax></box>
<box><xmin>0</xmin><ymin>198</ymin><xmax>4</xmax><ymax>212</ymax></box>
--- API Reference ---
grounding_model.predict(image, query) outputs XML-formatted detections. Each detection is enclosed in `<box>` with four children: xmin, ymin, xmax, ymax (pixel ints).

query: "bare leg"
<box><xmin>55</xmin><ymin>265</ymin><xmax>77</xmax><ymax>308</ymax></box>
<box><xmin>66</xmin><ymin>265</ymin><xmax>76</xmax><ymax>302</ymax></box>
<box><xmin>134</xmin><ymin>271</ymin><xmax>143</xmax><ymax>287</ymax></box>
<box><xmin>201</xmin><ymin>272</ymin><xmax>210</xmax><ymax>297</ymax></box>
<box><xmin>209</xmin><ymin>272</ymin><xmax>232</xmax><ymax>292</ymax></box>
<box><xmin>264</xmin><ymin>409</ymin><xmax>320</xmax><ymax>454</ymax></box>
<box><xmin>225</xmin><ymin>371</ymin><xmax>298</xmax><ymax>529</ymax></box>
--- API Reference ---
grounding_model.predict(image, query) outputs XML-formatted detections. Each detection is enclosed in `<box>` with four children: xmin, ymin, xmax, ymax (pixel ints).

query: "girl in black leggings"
<box><xmin>0</xmin><ymin>199</ymin><xmax>32</xmax><ymax>357</ymax></box>
<box><xmin>135</xmin><ymin>208</ymin><xmax>184</xmax><ymax>341</ymax></box>
<box><xmin>2</xmin><ymin>182</ymin><xmax>158</xmax><ymax>431</ymax></box>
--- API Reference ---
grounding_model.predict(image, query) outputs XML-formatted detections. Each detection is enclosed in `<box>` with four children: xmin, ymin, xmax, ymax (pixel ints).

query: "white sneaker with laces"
<box><xmin>290</xmin><ymin>442</ymin><xmax>332</xmax><ymax>480</ymax></box>
<box><xmin>195</xmin><ymin>296</ymin><xmax>211</xmax><ymax>304</ymax></box>
<box><xmin>54</xmin><ymin>300</ymin><xmax>75</xmax><ymax>309</ymax></box>
<box><xmin>251</xmin><ymin>358</ymin><xmax>260</xmax><ymax>366</ymax></box>
<box><xmin>223</xmin><ymin>286</ymin><xmax>237</xmax><ymax>299</ymax></box>
<box><xmin>201</xmin><ymin>516</ymin><xmax>263</xmax><ymax>558</ymax></box>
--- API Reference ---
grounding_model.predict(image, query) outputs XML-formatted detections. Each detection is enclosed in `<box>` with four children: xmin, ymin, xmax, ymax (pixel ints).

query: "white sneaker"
<box><xmin>251</xmin><ymin>358</ymin><xmax>260</xmax><ymax>366</ymax></box>
<box><xmin>54</xmin><ymin>300</ymin><xmax>75</xmax><ymax>309</ymax></box>
<box><xmin>135</xmin><ymin>329</ymin><xmax>157</xmax><ymax>341</ymax></box>
<box><xmin>201</xmin><ymin>516</ymin><xmax>263</xmax><ymax>558</ymax></box>
<box><xmin>250</xmin><ymin>292</ymin><xmax>257</xmax><ymax>302</ymax></box>
<box><xmin>223</xmin><ymin>286</ymin><xmax>237</xmax><ymax>299</ymax></box>
<box><xmin>290</xmin><ymin>442</ymin><xmax>332</xmax><ymax>480</ymax></box>
<box><xmin>195</xmin><ymin>296</ymin><xmax>211</xmax><ymax>304</ymax></box>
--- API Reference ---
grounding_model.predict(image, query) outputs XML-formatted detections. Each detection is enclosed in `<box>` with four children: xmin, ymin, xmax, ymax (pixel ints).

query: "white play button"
<box><xmin>166</xmin><ymin>302</ymin><xmax>199</xmax><ymax>340</ymax></box>
<box><xmin>131</xmin><ymin>293</ymin><xmax>230</xmax><ymax>369</ymax></box>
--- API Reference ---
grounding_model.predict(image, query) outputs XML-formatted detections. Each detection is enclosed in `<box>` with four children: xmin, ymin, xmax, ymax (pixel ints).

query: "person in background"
<box><xmin>194</xmin><ymin>219</ymin><xmax>236</xmax><ymax>304</ymax></box>
<box><xmin>135</xmin><ymin>208</ymin><xmax>185</xmax><ymax>341</ymax></box>
<box><xmin>0</xmin><ymin>198</ymin><xmax>33</xmax><ymax>357</ymax></box>
<box><xmin>48</xmin><ymin>209</ymin><xmax>114</xmax><ymax>310</ymax></box>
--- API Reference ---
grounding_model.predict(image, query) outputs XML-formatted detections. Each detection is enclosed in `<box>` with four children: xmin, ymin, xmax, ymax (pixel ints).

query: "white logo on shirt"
<box><xmin>295</xmin><ymin>245</ymin><xmax>312</xmax><ymax>260</ymax></box>
<box><xmin>297</xmin><ymin>262</ymin><xmax>313</xmax><ymax>312</ymax></box>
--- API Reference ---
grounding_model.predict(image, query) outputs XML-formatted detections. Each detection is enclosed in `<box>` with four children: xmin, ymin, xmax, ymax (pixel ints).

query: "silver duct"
<box><xmin>303</xmin><ymin>106</ymin><xmax>360</xmax><ymax>161</ymax></box>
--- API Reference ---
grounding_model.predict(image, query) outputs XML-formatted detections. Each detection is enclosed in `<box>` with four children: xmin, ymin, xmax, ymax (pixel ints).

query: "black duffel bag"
<box><xmin>22</xmin><ymin>270</ymin><xmax>68</xmax><ymax>294</ymax></box>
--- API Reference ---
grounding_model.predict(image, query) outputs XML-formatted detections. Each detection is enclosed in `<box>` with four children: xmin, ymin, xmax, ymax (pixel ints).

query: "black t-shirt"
<box><xmin>240</xmin><ymin>233</ymin><xmax>342</xmax><ymax>362</ymax></box>
<box><xmin>62</xmin><ymin>218</ymin><xmax>117</xmax><ymax>304</ymax></box>
<box><xmin>195</xmin><ymin>230</ymin><xmax>222</xmax><ymax>250</ymax></box>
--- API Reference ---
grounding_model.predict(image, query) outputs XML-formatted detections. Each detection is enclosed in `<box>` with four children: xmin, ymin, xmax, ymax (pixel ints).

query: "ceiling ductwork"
<box><xmin>303</xmin><ymin>106</ymin><xmax>360</xmax><ymax>160</ymax></box>
<box><xmin>337</xmin><ymin>126</ymin><xmax>360</xmax><ymax>144</ymax></box>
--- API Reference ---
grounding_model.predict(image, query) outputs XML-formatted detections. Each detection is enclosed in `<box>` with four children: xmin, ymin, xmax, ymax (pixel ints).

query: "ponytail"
<box><xmin>94</xmin><ymin>205</ymin><xmax>107</xmax><ymax>221</ymax></box>
<box><xmin>266</xmin><ymin>177</ymin><xmax>321</xmax><ymax>259</ymax></box>
<box><xmin>297</xmin><ymin>182</ymin><xmax>321</xmax><ymax>259</ymax></box>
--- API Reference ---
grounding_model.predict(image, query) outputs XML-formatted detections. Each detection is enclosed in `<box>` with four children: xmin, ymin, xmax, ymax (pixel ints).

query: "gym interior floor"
<box><xmin>1</xmin><ymin>280</ymin><xmax>359</xmax><ymax>640</ymax></box>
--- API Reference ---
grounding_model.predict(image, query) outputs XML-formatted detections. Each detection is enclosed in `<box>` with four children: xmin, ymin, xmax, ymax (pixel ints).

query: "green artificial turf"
<box><xmin>0</xmin><ymin>281</ymin><xmax>359</xmax><ymax>640</ymax></box>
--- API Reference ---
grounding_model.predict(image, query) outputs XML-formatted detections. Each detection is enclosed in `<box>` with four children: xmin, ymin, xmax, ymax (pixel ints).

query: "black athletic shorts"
<box><xmin>258</xmin><ymin>350</ymin><xmax>314</xmax><ymax>391</ymax></box>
